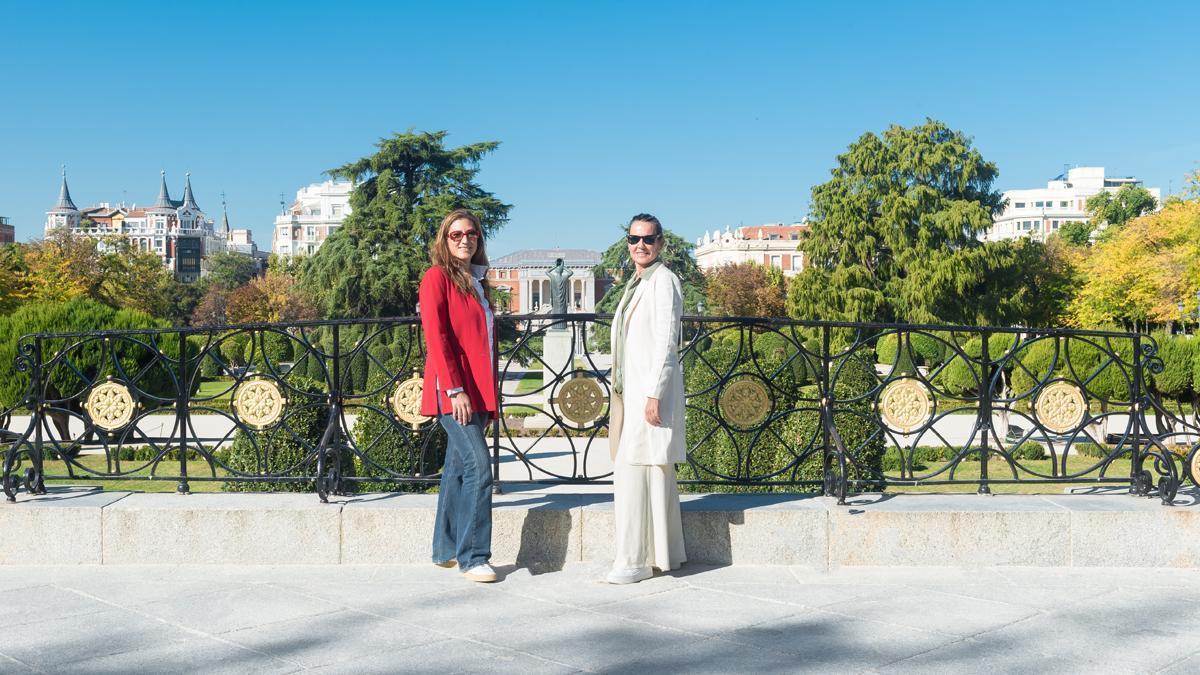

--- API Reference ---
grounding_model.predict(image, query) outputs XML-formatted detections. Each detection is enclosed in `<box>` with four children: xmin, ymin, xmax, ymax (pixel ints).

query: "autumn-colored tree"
<box><xmin>1070</xmin><ymin>198</ymin><xmax>1200</xmax><ymax>328</ymax></box>
<box><xmin>191</xmin><ymin>285</ymin><xmax>229</xmax><ymax>326</ymax></box>
<box><xmin>225</xmin><ymin>284</ymin><xmax>270</xmax><ymax>324</ymax></box>
<box><xmin>18</xmin><ymin>230</ymin><xmax>104</xmax><ymax>303</ymax></box>
<box><xmin>705</xmin><ymin>262</ymin><xmax>787</xmax><ymax>317</ymax></box>
<box><xmin>95</xmin><ymin>239</ymin><xmax>177</xmax><ymax>318</ymax></box>
<box><xmin>0</xmin><ymin>245</ymin><xmax>31</xmax><ymax>314</ymax></box>
<box><xmin>248</xmin><ymin>270</ymin><xmax>319</xmax><ymax>323</ymax></box>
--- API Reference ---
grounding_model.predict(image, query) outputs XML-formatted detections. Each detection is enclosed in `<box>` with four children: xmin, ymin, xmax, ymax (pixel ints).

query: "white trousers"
<box><xmin>612</xmin><ymin>461</ymin><xmax>686</xmax><ymax>572</ymax></box>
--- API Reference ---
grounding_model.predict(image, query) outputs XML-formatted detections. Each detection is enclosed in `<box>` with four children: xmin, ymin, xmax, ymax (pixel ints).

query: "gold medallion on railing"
<box><xmin>878</xmin><ymin>377</ymin><xmax>934</xmax><ymax>433</ymax></box>
<box><xmin>554</xmin><ymin>376</ymin><xmax>605</xmax><ymax>427</ymax></box>
<box><xmin>233</xmin><ymin>377</ymin><xmax>286</xmax><ymax>430</ymax></box>
<box><xmin>719</xmin><ymin>376</ymin><xmax>772</xmax><ymax>430</ymax></box>
<box><xmin>389</xmin><ymin>373</ymin><xmax>431</xmax><ymax>428</ymax></box>
<box><xmin>84</xmin><ymin>380</ymin><xmax>135</xmax><ymax>431</ymax></box>
<box><xmin>1034</xmin><ymin>380</ymin><xmax>1087</xmax><ymax>434</ymax></box>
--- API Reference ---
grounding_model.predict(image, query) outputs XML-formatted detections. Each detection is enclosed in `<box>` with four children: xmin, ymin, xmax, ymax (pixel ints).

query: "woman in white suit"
<box><xmin>606</xmin><ymin>213</ymin><xmax>687</xmax><ymax>584</ymax></box>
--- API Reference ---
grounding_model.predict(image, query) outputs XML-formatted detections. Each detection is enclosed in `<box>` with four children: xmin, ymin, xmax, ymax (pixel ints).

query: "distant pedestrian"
<box><xmin>606</xmin><ymin>213</ymin><xmax>687</xmax><ymax>584</ymax></box>
<box><xmin>419</xmin><ymin>208</ymin><xmax>498</xmax><ymax>583</ymax></box>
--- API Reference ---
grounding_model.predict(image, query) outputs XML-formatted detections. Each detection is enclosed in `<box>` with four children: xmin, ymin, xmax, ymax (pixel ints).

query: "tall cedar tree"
<box><xmin>787</xmin><ymin>119</ymin><xmax>1060</xmax><ymax>326</ymax></box>
<box><xmin>300</xmin><ymin>131</ymin><xmax>510</xmax><ymax>318</ymax></box>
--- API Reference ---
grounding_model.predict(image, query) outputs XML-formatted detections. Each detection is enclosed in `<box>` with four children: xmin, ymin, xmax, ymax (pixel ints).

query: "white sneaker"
<box><xmin>605</xmin><ymin>566</ymin><xmax>652</xmax><ymax>585</ymax></box>
<box><xmin>462</xmin><ymin>563</ymin><xmax>497</xmax><ymax>583</ymax></box>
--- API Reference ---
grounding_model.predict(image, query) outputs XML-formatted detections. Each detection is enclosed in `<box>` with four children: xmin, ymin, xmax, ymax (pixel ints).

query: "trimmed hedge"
<box><xmin>680</xmin><ymin>328</ymin><xmax>883</xmax><ymax>493</ymax></box>
<box><xmin>351</xmin><ymin>363</ymin><xmax>446</xmax><ymax>492</ymax></box>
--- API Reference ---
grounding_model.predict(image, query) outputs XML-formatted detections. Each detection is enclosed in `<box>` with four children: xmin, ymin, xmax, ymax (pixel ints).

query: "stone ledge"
<box><xmin>4</xmin><ymin>488</ymin><xmax>1199</xmax><ymax>568</ymax></box>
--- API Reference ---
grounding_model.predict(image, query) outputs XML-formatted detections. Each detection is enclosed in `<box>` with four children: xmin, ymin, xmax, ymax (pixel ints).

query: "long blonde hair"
<box><xmin>430</xmin><ymin>209</ymin><xmax>490</xmax><ymax>302</ymax></box>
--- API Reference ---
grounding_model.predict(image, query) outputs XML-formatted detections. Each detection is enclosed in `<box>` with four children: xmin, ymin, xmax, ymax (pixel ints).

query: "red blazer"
<box><xmin>418</xmin><ymin>265</ymin><xmax>497</xmax><ymax>417</ymax></box>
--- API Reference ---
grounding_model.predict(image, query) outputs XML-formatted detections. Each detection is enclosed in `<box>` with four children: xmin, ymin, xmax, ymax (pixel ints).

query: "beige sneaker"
<box><xmin>462</xmin><ymin>563</ymin><xmax>497</xmax><ymax>583</ymax></box>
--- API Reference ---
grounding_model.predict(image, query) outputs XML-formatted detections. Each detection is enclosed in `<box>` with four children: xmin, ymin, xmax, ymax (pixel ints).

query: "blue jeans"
<box><xmin>432</xmin><ymin>412</ymin><xmax>493</xmax><ymax>569</ymax></box>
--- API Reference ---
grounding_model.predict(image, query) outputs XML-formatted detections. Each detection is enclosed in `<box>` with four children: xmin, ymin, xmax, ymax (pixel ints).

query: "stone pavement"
<box><xmin>2</xmin><ymin>563</ymin><xmax>1200</xmax><ymax>673</ymax></box>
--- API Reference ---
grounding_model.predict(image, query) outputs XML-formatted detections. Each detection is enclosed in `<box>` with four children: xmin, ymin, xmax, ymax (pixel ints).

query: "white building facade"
<box><xmin>272</xmin><ymin>181</ymin><xmax>353</xmax><ymax>258</ymax></box>
<box><xmin>694</xmin><ymin>223</ymin><xmax>807</xmax><ymax>276</ymax></box>
<box><xmin>986</xmin><ymin>167</ymin><xmax>1162</xmax><ymax>242</ymax></box>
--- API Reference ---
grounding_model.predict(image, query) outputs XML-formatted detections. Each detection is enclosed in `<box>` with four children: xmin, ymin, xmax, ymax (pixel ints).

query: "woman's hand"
<box><xmin>452</xmin><ymin>392</ymin><xmax>474</xmax><ymax>426</ymax></box>
<box><xmin>644</xmin><ymin>397</ymin><xmax>662</xmax><ymax>427</ymax></box>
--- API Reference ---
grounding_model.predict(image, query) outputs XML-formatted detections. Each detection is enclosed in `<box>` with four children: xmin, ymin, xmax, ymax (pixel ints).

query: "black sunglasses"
<box><xmin>626</xmin><ymin>234</ymin><xmax>661</xmax><ymax>245</ymax></box>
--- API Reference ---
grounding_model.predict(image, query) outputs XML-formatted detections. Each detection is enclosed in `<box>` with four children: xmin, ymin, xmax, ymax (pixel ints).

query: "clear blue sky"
<box><xmin>2</xmin><ymin>0</ymin><xmax>1197</xmax><ymax>257</ymax></box>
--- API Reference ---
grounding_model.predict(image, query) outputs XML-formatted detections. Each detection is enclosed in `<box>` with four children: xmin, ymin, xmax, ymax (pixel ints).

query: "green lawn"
<box><xmin>884</xmin><ymin>456</ymin><xmax>1153</xmax><ymax>494</ymax></box>
<box><xmin>195</xmin><ymin>378</ymin><xmax>235</xmax><ymax>402</ymax></box>
<box><xmin>39</xmin><ymin>454</ymin><xmax>229</xmax><ymax>493</ymax></box>
<box><xmin>513</xmin><ymin>374</ymin><xmax>545</xmax><ymax>395</ymax></box>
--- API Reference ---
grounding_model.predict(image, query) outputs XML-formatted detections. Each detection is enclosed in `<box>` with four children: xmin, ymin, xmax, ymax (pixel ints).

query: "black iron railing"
<box><xmin>2</xmin><ymin>315</ymin><xmax>1196</xmax><ymax>504</ymax></box>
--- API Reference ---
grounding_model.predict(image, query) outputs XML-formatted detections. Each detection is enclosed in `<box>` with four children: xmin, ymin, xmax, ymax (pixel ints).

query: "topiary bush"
<box><xmin>1011</xmin><ymin>441</ymin><xmax>1046</xmax><ymax>461</ymax></box>
<box><xmin>876</xmin><ymin>331</ymin><xmax>948</xmax><ymax>376</ymax></box>
<box><xmin>783</xmin><ymin>354</ymin><xmax>886</xmax><ymax>487</ymax></box>
<box><xmin>1149</xmin><ymin>332</ymin><xmax>1195</xmax><ymax>404</ymax></box>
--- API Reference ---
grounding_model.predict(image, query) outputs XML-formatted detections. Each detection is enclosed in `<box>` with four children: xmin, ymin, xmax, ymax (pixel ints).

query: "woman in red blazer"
<box><xmin>419</xmin><ymin>209</ymin><xmax>498</xmax><ymax>583</ymax></box>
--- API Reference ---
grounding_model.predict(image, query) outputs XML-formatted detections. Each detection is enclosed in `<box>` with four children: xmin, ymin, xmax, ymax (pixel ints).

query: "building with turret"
<box><xmin>44</xmin><ymin>170</ymin><xmax>234</xmax><ymax>282</ymax></box>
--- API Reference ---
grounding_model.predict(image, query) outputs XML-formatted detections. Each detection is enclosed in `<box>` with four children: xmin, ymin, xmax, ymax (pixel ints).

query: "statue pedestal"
<box><xmin>542</xmin><ymin>328</ymin><xmax>573</xmax><ymax>383</ymax></box>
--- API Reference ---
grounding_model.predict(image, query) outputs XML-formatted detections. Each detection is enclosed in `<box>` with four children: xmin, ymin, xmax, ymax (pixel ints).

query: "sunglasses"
<box><xmin>448</xmin><ymin>230</ymin><xmax>481</xmax><ymax>242</ymax></box>
<box><xmin>626</xmin><ymin>234</ymin><xmax>661</xmax><ymax>245</ymax></box>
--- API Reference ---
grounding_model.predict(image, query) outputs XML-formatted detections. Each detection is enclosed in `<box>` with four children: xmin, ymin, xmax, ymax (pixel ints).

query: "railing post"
<box><xmin>491</xmin><ymin>316</ymin><xmax>502</xmax><ymax>495</ymax></box>
<box><xmin>1130</xmin><ymin>334</ymin><xmax>1145</xmax><ymax>495</ymax></box>
<box><xmin>820</xmin><ymin>325</ymin><xmax>834</xmax><ymax>498</ymax></box>
<box><xmin>977</xmin><ymin>330</ymin><xmax>991</xmax><ymax>495</ymax></box>
<box><xmin>175</xmin><ymin>331</ymin><xmax>190</xmax><ymax>494</ymax></box>
<box><xmin>315</xmin><ymin>324</ymin><xmax>342</xmax><ymax>503</ymax></box>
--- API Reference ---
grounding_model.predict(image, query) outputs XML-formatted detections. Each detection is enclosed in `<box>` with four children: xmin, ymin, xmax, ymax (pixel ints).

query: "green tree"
<box><xmin>1086</xmin><ymin>184</ymin><xmax>1158</xmax><ymax>233</ymax></box>
<box><xmin>1055</xmin><ymin>220</ymin><xmax>1093</xmax><ymax>247</ymax></box>
<box><xmin>786</xmin><ymin>119</ymin><xmax>1053</xmax><ymax>326</ymax></box>
<box><xmin>205</xmin><ymin>252</ymin><xmax>260</xmax><ymax>291</ymax></box>
<box><xmin>299</xmin><ymin>130</ymin><xmax>511</xmax><ymax>318</ymax></box>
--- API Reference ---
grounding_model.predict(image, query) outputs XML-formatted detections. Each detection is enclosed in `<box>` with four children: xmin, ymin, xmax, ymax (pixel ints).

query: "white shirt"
<box><xmin>445</xmin><ymin>264</ymin><xmax>493</xmax><ymax>397</ymax></box>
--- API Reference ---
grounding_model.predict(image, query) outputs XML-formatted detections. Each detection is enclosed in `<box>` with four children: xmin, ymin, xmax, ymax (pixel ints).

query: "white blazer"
<box><xmin>612</xmin><ymin>265</ymin><xmax>687</xmax><ymax>465</ymax></box>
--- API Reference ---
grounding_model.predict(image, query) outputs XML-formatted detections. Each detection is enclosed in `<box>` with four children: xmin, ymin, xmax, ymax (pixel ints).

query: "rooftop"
<box><xmin>492</xmin><ymin>248</ymin><xmax>601</xmax><ymax>267</ymax></box>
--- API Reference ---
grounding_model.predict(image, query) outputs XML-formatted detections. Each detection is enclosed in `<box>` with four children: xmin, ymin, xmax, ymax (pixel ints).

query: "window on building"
<box><xmin>770</xmin><ymin>255</ymin><xmax>782</xmax><ymax>268</ymax></box>
<box><xmin>1052</xmin><ymin>220</ymin><xmax>1060</xmax><ymax>228</ymax></box>
<box><xmin>790</xmin><ymin>233</ymin><xmax>799</xmax><ymax>240</ymax></box>
<box><xmin>1014</xmin><ymin>202</ymin><xmax>1025</xmax><ymax>208</ymax></box>
<box><xmin>306</xmin><ymin>227</ymin><xmax>315</xmax><ymax>240</ymax></box>
<box><xmin>1060</xmin><ymin>201</ymin><xmax>1068</xmax><ymax>207</ymax></box>
<box><xmin>331</xmin><ymin>204</ymin><xmax>342</xmax><ymax>217</ymax></box>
